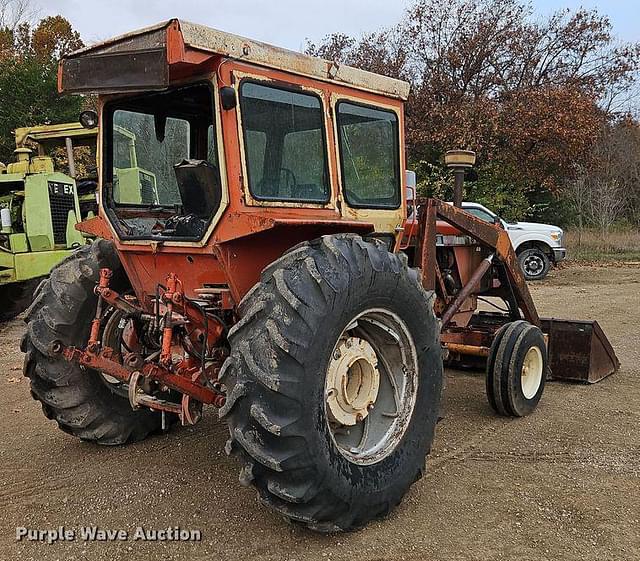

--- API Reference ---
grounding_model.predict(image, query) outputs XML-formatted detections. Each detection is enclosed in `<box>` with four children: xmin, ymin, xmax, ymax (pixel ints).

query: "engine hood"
<box><xmin>507</xmin><ymin>221</ymin><xmax>562</xmax><ymax>234</ymax></box>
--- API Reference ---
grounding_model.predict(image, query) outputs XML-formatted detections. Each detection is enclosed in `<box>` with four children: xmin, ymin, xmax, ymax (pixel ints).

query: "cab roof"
<box><xmin>59</xmin><ymin>19</ymin><xmax>410</xmax><ymax>101</ymax></box>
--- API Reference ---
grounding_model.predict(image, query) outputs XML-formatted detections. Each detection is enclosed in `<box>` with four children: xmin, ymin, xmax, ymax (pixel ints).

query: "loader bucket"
<box><xmin>540</xmin><ymin>318</ymin><xmax>620</xmax><ymax>383</ymax></box>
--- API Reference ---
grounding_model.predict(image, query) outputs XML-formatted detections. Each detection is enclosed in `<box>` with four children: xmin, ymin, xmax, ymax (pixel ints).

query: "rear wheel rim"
<box><xmin>324</xmin><ymin>308</ymin><xmax>419</xmax><ymax>466</ymax></box>
<box><xmin>98</xmin><ymin>309</ymin><xmax>136</xmax><ymax>398</ymax></box>
<box><xmin>521</xmin><ymin>346</ymin><xmax>543</xmax><ymax>399</ymax></box>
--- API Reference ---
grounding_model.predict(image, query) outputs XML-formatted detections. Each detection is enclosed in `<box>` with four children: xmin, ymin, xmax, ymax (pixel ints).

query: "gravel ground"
<box><xmin>0</xmin><ymin>264</ymin><xmax>638</xmax><ymax>561</ymax></box>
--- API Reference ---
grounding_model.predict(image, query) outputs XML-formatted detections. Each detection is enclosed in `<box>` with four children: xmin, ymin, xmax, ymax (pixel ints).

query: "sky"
<box><xmin>40</xmin><ymin>0</ymin><xmax>638</xmax><ymax>51</ymax></box>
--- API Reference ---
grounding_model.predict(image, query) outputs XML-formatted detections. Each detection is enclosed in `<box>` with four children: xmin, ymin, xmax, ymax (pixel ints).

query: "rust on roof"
<box><xmin>60</xmin><ymin>19</ymin><xmax>410</xmax><ymax>100</ymax></box>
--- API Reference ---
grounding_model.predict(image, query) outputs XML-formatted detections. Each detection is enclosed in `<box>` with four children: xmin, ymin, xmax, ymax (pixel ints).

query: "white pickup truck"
<box><xmin>461</xmin><ymin>202</ymin><xmax>566</xmax><ymax>280</ymax></box>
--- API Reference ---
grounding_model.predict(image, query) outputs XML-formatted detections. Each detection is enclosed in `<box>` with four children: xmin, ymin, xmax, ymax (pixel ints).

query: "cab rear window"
<box><xmin>239</xmin><ymin>81</ymin><xmax>330</xmax><ymax>203</ymax></box>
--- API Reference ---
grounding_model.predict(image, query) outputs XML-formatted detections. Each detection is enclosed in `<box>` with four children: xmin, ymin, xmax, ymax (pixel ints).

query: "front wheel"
<box><xmin>220</xmin><ymin>235</ymin><xmax>443</xmax><ymax>532</ymax></box>
<box><xmin>518</xmin><ymin>247</ymin><xmax>551</xmax><ymax>281</ymax></box>
<box><xmin>486</xmin><ymin>320</ymin><xmax>547</xmax><ymax>417</ymax></box>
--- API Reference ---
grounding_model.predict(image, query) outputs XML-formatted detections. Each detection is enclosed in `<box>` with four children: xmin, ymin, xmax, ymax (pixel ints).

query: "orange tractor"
<box><xmin>23</xmin><ymin>20</ymin><xmax>618</xmax><ymax>532</ymax></box>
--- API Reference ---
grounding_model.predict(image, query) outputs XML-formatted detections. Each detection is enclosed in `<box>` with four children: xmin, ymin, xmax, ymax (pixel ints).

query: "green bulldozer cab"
<box><xmin>14</xmin><ymin>121</ymin><xmax>100</xmax><ymax>220</ymax></box>
<box><xmin>112</xmin><ymin>125</ymin><xmax>159</xmax><ymax>205</ymax></box>
<box><xmin>0</xmin><ymin>120</ymin><xmax>157</xmax><ymax>321</ymax></box>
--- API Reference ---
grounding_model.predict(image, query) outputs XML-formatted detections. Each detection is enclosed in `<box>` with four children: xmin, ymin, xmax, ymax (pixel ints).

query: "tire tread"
<box><xmin>220</xmin><ymin>234</ymin><xmax>440</xmax><ymax>531</ymax></box>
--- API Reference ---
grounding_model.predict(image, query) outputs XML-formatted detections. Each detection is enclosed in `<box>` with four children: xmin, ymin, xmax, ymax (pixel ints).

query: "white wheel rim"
<box><xmin>326</xmin><ymin>337</ymin><xmax>380</xmax><ymax>426</ymax></box>
<box><xmin>521</xmin><ymin>346</ymin><xmax>543</xmax><ymax>399</ymax></box>
<box><xmin>324</xmin><ymin>308</ymin><xmax>419</xmax><ymax>466</ymax></box>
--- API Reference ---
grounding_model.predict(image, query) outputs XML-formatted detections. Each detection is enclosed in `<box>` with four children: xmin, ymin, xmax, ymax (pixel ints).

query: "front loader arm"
<box><xmin>415</xmin><ymin>198</ymin><xmax>540</xmax><ymax>327</ymax></box>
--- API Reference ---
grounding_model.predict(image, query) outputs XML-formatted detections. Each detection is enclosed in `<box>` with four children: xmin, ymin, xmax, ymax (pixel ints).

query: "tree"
<box><xmin>565</xmin><ymin>170</ymin><xmax>590</xmax><ymax>245</ymax></box>
<box><xmin>608</xmin><ymin>118</ymin><xmax>640</xmax><ymax>226</ymax></box>
<box><xmin>0</xmin><ymin>0</ymin><xmax>36</xmax><ymax>31</ymax></box>
<box><xmin>0</xmin><ymin>0</ymin><xmax>35</xmax><ymax>61</ymax></box>
<box><xmin>0</xmin><ymin>14</ymin><xmax>83</xmax><ymax>164</ymax></box>
<box><xmin>306</xmin><ymin>0</ymin><xmax>640</xmax><ymax>222</ymax></box>
<box><xmin>566</xmin><ymin>119</ymin><xmax>640</xmax><ymax>239</ymax></box>
<box><xmin>30</xmin><ymin>15</ymin><xmax>82</xmax><ymax>62</ymax></box>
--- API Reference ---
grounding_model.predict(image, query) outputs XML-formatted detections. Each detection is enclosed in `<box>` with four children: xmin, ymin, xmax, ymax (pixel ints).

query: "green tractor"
<box><xmin>112</xmin><ymin>125</ymin><xmax>160</xmax><ymax>205</ymax></box>
<box><xmin>0</xmin><ymin>123</ymin><xmax>90</xmax><ymax>320</ymax></box>
<box><xmin>13</xmin><ymin>121</ymin><xmax>101</xmax><ymax>218</ymax></box>
<box><xmin>0</xmin><ymin>120</ymin><xmax>158</xmax><ymax>322</ymax></box>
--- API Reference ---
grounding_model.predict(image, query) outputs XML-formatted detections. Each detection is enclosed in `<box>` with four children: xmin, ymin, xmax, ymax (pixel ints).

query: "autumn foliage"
<box><xmin>0</xmin><ymin>12</ymin><xmax>84</xmax><ymax>163</ymax></box>
<box><xmin>307</xmin><ymin>0</ymin><xmax>640</xmax><ymax>223</ymax></box>
<box><xmin>0</xmin><ymin>1</ymin><xmax>638</xmax><ymax>228</ymax></box>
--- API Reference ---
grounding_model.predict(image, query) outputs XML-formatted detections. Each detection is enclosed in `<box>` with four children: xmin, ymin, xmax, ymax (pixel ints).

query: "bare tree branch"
<box><xmin>0</xmin><ymin>0</ymin><xmax>38</xmax><ymax>31</ymax></box>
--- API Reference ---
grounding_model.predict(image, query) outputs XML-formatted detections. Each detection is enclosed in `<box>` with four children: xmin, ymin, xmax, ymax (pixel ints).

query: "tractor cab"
<box><xmin>60</xmin><ymin>19</ymin><xmax>409</xmax><ymax>299</ymax></box>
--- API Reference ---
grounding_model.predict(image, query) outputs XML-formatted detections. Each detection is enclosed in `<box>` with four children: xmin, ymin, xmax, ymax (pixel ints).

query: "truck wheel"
<box><xmin>21</xmin><ymin>240</ymin><xmax>164</xmax><ymax>444</ymax></box>
<box><xmin>0</xmin><ymin>278</ymin><xmax>42</xmax><ymax>322</ymax></box>
<box><xmin>518</xmin><ymin>247</ymin><xmax>551</xmax><ymax>280</ymax></box>
<box><xmin>486</xmin><ymin>320</ymin><xmax>547</xmax><ymax>417</ymax></box>
<box><xmin>220</xmin><ymin>234</ymin><xmax>442</xmax><ymax>532</ymax></box>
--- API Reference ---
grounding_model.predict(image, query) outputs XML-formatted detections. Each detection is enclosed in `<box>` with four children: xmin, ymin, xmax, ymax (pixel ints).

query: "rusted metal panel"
<box><xmin>215</xmin><ymin>220</ymin><xmax>375</xmax><ymax>302</ymax></box>
<box><xmin>60</xmin><ymin>48</ymin><xmax>169</xmax><ymax>94</ymax></box>
<box><xmin>179</xmin><ymin>20</ymin><xmax>410</xmax><ymax>99</ymax></box>
<box><xmin>60</xmin><ymin>19</ymin><xmax>410</xmax><ymax>99</ymax></box>
<box><xmin>414</xmin><ymin>198</ymin><xmax>538</xmax><ymax>327</ymax></box>
<box><xmin>418</xmin><ymin>199</ymin><xmax>437</xmax><ymax>290</ymax></box>
<box><xmin>441</xmin><ymin>255</ymin><xmax>494</xmax><ymax>327</ymax></box>
<box><xmin>62</xmin><ymin>21</ymin><xmax>169</xmax><ymax>58</ymax></box>
<box><xmin>433</xmin><ymin>200</ymin><xmax>540</xmax><ymax>326</ymax></box>
<box><xmin>541</xmin><ymin>318</ymin><xmax>620</xmax><ymax>383</ymax></box>
<box><xmin>435</xmin><ymin>200</ymin><xmax>501</xmax><ymax>247</ymax></box>
<box><xmin>75</xmin><ymin>215</ymin><xmax>114</xmax><ymax>239</ymax></box>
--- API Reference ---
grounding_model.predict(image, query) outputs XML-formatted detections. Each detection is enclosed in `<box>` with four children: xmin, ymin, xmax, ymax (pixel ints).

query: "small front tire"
<box><xmin>486</xmin><ymin>320</ymin><xmax>547</xmax><ymax>417</ymax></box>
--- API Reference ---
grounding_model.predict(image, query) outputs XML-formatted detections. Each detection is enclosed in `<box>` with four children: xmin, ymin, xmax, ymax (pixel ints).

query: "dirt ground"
<box><xmin>0</xmin><ymin>264</ymin><xmax>638</xmax><ymax>561</ymax></box>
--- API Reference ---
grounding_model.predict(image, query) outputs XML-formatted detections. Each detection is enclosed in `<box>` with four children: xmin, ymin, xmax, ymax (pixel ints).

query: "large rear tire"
<box><xmin>22</xmin><ymin>240</ymin><xmax>164</xmax><ymax>445</ymax></box>
<box><xmin>220</xmin><ymin>235</ymin><xmax>442</xmax><ymax>532</ymax></box>
<box><xmin>0</xmin><ymin>278</ymin><xmax>42</xmax><ymax>322</ymax></box>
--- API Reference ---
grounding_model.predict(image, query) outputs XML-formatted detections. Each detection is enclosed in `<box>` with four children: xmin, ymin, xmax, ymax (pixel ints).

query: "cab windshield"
<box><xmin>104</xmin><ymin>83</ymin><xmax>220</xmax><ymax>240</ymax></box>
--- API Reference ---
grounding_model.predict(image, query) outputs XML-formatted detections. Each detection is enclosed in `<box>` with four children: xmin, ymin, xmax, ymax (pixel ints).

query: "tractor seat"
<box><xmin>173</xmin><ymin>159</ymin><xmax>221</xmax><ymax>219</ymax></box>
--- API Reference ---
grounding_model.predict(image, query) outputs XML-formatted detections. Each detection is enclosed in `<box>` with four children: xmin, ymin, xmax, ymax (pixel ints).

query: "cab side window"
<box><xmin>336</xmin><ymin>102</ymin><xmax>400</xmax><ymax>209</ymax></box>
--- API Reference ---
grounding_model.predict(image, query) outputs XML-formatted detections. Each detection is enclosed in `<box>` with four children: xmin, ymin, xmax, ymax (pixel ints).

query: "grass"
<box><xmin>564</xmin><ymin>228</ymin><xmax>640</xmax><ymax>263</ymax></box>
